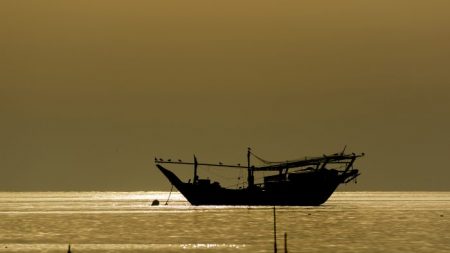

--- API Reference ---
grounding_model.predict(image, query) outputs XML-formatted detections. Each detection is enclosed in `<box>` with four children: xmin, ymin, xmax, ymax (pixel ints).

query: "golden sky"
<box><xmin>1</xmin><ymin>0</ymin><xmax>449</xmax><ymax>190</ymax></box>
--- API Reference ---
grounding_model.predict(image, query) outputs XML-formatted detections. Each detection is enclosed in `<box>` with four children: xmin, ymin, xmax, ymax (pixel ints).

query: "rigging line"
<box><xmin>165</xmin><ymin>184</ymin><xmax>174</xmax><ymax>205</ymax></box>
<box><xmin>204</xmin><ymin>166</ymin><xmax>241</xmax><ymax>180</ymax></box>
<box><xmin>250</xmin><ymin>151</ymin><xmax>283</xmax><ymax>164</ymax></box>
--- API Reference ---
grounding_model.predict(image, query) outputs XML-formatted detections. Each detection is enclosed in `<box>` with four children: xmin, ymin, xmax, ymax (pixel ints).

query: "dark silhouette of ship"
<box><xmin>155</xmin><ymin>148</ymin><xmax>364</xmax><ymax>206</ymax></box>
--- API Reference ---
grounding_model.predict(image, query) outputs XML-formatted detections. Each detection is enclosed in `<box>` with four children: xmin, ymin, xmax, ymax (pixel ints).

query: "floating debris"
<box><xmin>151</xmin><ymin>199</ymin><xmax>160</xmax><ymax>206</ymax></box>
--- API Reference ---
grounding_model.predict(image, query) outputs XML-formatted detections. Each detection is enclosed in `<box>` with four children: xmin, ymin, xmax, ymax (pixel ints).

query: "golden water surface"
<box><xmin>0</xmin><ymin>192</ymin><xmax>449</xmax><ymax>253</ymax></box>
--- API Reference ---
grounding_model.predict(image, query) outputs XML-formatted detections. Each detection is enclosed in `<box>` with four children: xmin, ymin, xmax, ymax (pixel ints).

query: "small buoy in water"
<box><xmin>308</xmin><ymin>213</ymin><xmax>311</xmax><ymax>215</ymax></box>
<box><xmin>440</xmin><ymin>214</ymin><xmax>444</xmax><ymax>217</ymax></box>
<box><xmin>151</xmin><ymin>199</ymin><xmax>160</xmax><ymax>206</ymax></box>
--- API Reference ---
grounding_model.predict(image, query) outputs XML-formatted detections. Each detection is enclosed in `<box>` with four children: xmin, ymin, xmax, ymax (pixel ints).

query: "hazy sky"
<box><xmin>1</xmin><ymin>0</ymin><xmax>449</xmax><ymax>191</ymax></box>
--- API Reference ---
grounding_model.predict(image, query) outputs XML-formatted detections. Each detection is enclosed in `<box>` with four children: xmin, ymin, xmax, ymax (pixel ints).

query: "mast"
<box><xmin>247</xmin><ymin>147</ymin><xmax>254</xmax><ymax>188</ymax></box>
<box><xmin>193</xmin><ymin>155</ymin><xmax>198</xmax><ymax>184</ymax></box>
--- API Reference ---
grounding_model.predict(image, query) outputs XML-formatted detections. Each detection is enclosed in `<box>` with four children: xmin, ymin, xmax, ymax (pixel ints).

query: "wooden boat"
<box><xmin>155</xmin><ymin>148</ymin><xmax>364</xmax><ymax>206</ymax></box>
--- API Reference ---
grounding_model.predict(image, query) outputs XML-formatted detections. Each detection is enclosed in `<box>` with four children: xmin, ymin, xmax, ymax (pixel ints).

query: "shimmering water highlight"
<box><xmin>0</xmin><ymin>192</ymin><xmax>449</xmax><ymax>253</ymax></box>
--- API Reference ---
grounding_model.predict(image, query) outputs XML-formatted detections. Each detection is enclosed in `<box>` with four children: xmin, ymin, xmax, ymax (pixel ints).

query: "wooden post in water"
<box><xmin>284</xmin><ymin>232</ymin><xmax>288</xmax><ymax>253</ymax></box>
<box><xmin>273</xmin><ymin>206</ymin><xmax>277</xmax><ymax>253</ymax></box>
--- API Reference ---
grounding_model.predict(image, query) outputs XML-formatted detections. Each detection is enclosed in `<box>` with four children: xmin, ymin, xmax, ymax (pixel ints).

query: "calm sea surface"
<box><xmin>0</xmin><ymin>192</ymin><xmax>448</xmax><ymax>253</ymax></box>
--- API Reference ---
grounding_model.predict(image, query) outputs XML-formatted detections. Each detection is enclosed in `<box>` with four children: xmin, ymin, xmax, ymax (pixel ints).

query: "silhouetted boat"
<box><xmin>155</xmin><ymin>148</ymin><xmax>364</xmax><ymax>206</ymax></box>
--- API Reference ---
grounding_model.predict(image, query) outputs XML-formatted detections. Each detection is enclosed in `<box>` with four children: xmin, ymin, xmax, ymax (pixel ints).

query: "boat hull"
<box><xmin>157</xmin><ymin>165</ymin><xmax>349</xmax><ymax>206</ymax></box>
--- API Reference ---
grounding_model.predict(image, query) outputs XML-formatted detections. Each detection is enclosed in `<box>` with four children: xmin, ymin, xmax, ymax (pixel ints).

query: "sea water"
<box><xmin>0</xmin><ymin>192</ymin><xmax>449</xmax><ymax>253</ymax></box>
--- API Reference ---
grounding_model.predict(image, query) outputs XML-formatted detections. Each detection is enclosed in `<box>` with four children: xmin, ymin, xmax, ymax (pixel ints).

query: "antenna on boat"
<box><xmin>341</xmin><ymin>145</ymin><xmax>347</xmax><ymax>155</ymax></box>
<box><xmin>247</xmin><ymin>147</ymin><xmax>254</xmax><ymax>188</ymax></box>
